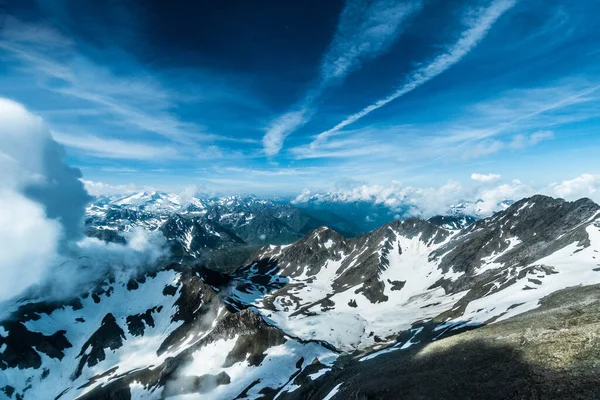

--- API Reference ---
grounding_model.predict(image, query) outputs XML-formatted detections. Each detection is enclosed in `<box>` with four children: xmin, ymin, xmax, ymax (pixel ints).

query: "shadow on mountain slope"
<box><xmin>285</xmin><ymin>339</ymin><xmax>599</xmax><ymax>400</ymax></box>
<box><xmin>281</xmin><ymin>283</ymin><xmax>600</xmax><ymax>400</ymax></box>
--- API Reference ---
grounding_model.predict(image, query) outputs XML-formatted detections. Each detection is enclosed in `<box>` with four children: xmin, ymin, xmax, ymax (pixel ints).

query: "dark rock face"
<box><xmin>157</xmin><ymin>269</ymin><xmax>224</xmax><ymax>356</ymax></box>
<box><xmin>436</xmin><ymin>196</ymin><xmax>599</xmax><ymax>274</ymax></box>
<box><xmin>74</xmin><ymin>313</ymin><xmax>125</xmax><ymax>378</ymax></box>
<box><xmin>126</xmin><ymin>307</ymin><xmax>161</xmax><ymax>337</ymax></box>
<box><xmin>216</xmin><ymin>208</ymin><xmax>301</xmax><ymax>245</ymax></box>
<box><xmin>428</xmin><ymin>214</ymin><xmax>477</xmax><ymax>230</ymax></box>
<box><xmin>77</xmin><ymin>302</ymin><xmax>292</xmax><ymax>400</ymax></box>
<box><xmin>0</xmin><ymin>322</ymin><xmax>71</xmax><ymax>370</ymax></box>
<box><xmin>222</xmin><ymin>324</ymin><xmax>287</xmax><ymax>367</ymax></box>
<box><xmin>1</xmin><ymin>385</ymin><xmax>15</xmax><ymax>398</ymax></box>
<box><xmin>388</xmin><ymin>280</ymin><xmax>406</xmax><ymax>291</ymax></box>
<box><xmin>202</xmin><ymin>198</ymin><xmax>356</xmax><ymax>244</ymax></box>
<box><xmin>242</xmin><ymin>219</ymin><xmax>451</xmax><ymax>305</ymax></box>
<box><xmin>431</xmin><ymin>195</ymin><xmax>600</xmax><ymax>294</ymax></box>
<box><xmin>161</xmin><ymin>214</ymin><xmax>245</xmax><ymax>254</ymax></box>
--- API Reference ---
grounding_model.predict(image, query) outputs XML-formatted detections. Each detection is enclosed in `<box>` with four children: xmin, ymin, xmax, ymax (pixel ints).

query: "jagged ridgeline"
<box><xmin>2</xmin><ymin>195</ymin><xmax>600</xmax><ymax>399</ymax></box>
<box><xmin>85</xmin><ymin>193</ymin><xmax>366</xmax><ymax>271</ymax></box>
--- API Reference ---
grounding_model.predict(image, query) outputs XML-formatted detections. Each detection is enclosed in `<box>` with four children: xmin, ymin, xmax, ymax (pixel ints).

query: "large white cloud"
<box><xmin>0</xmin><ymin>98</ymin><xmax>168</xmax><ymax>303</ymax></box>
<box><xmin>0</xmin><ymin>98</ymin><xmax>91</xmax><ymax>242</ymax></box>
<box><xmin>0</xmin><ymin>98</ymin><xmax>75</xmax><ymax>301</ymax></box>
<box><xmin>0</xmin><ymin>190</ymin><xmax>61</xmax><ymax>301</ymax></box>
<box><xmin>551</xmin><ymin>174</ymin><xmax>600</xmax><ymax>201</ymax></box>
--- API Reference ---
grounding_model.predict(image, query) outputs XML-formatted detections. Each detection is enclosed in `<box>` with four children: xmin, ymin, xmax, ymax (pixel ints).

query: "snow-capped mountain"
<box><xmin>224</xmin><ymin>195</ymin><xmax>600</xmax><ymax>352</ymax></box>
<box><xmin>86</xmin><ymin>191</ymin><xmax>483</xmax><ymax>240</ymax></box>
<box><xmin>84</xmin><ymin>193</ymin><xmax>364</xmax><ymax>270</ymax></box>
<box><xmin>0</xmin><ymin>264</ymin><xmax>337</xmax><ymax>399</ymax></box>
<box><xmin>112</xmin><ymin>191</ymin><xmax>183</xmax><ymax>212</ymax></box>
<box><xmin>3</xmin><ymin>195</ymin><xmax>599</xmax><ymax>399</ymax></box>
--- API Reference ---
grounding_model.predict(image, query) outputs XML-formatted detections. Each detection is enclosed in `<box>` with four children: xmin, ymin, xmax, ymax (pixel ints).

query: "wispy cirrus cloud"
<box><xmin>220</xmin><ymin>167</ymin><xmax>317</xmax><ymax>177</ymax></box>
<box><xmin>311</xmin><ymin>0</ymin><xmax>516</xmax><ymax>147</ymax></box>
<box><xmin>262</xmin><ymin>0</ymin><xmax>421</xmax><ymax>156</ymax></box>
<box><xmin>263</xmin><ymin>109</ymin><xmax>307</xmax><ymax>157</ymax></box>
<box><xmin>50</xmin><ymin>131</ymin><xmax>182</xmax><ymax>160</ymax></box>
<box><xmin>291</xmin><ymin>135</ymin><xmax>392</xmax><ymax>159</ymax></box>
<box><xmin>510</xmin><ymin>130</ymin><xmax>555</xmax><ymax>149</ymax></box>
<box><xmin>319</xmin><ymin>0</ymin><xmax>421</xmax><ymax>83</ymax></box>
<box><xmin>295</xmin><ymin>77</ymin><xmax>593</xmax><ymax>168</ymax></box>
<box><xmin>0</xmin><ymin>16</ymin><xmax>252</xmax><ymax>162</ymax></box>
<box><xmin>458</xmin><ymin>131</ymin><xmax>555</xmax><ymax>161</ymax></box>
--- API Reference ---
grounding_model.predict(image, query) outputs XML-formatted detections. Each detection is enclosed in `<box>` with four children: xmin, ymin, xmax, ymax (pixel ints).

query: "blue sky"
<box><xmin>1</xmin><ymin>0</ymin><xmax>599</xmax><ymax>196</ymax></box>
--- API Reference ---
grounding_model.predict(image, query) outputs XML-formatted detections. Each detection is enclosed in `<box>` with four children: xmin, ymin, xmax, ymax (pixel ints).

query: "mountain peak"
<box><xmin>502</xmin><ymin>194</ymin><xmax>600</xmax><ymax>222</ymax></box>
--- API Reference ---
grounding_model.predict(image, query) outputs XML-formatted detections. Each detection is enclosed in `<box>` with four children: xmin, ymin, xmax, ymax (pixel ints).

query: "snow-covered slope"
<box><xmin>0</xmin><ymin>265</ymin><xmax>336</xmax><ymax>400</ymax></box>
<box><xmin>225</xmin><ymin>195</ymin><xmax>600</xmax><ymax>352</ymax></box>
<box><xmin>2</xmin><ymin>195</ymin><xmax>599</xmax><ymax>399</ymax></box>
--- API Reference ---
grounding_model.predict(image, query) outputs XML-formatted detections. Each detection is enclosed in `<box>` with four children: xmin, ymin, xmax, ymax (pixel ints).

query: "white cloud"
<box><xmin>471</xmin><ymin>181</ymin><xmax>530</xmax><ymax>215</ymax></box>
<box><xmin>294</xmin><ymin>176</ymin><xmax>535</xmax><ymax>217</ymax></box>
<box><xmin>471</xmin><ymin>173</ymin><xmax>501</xmax><ymax>182</ymax></box>
<box><xmin>551</xmin><ymin>174</ymin><xmax>600</xmax><ymax>201</ymax></box>
<box><xmin>55</xmin><ymin>229</ymin><xmax>168</xmax><ymax>294</ymax></box>
<box><xmin>0</xmin><ymin>97</ymin><xmax>87</xmax><ymax>301</ymax></box>
<box><xmin>0</xmin><ymin>98</ymin><xmax>169</xmax><ymax>303</ymax></box>
<box><xmin>52</xmin><ymin>131</ymin><xmax>182</xmax><ymax>160</ymax></box>
<box><xmin>510</xmin><ymin>130</ymin><xmax>554</xmax><ymax>149</ymax></box>
<box><xmin>0</xmin><ymin>190</ymin><xmax>61</xmax><ymax>302</ymax></box>
<box><xmin>263</xmin><ymin>109</ymin><xmax>307</xmax><ymax>156</ymax></box>
<box><xmin>467</xmin><ymin>139</ymin><xmax>505</xmax><ymax>158</ymax></box>
<box><xmin>81</xmin><ymin>180</ymin><xmax>154</xmax><ymax>197</ymax></box>
<box><xmin>312</xmin><ymin>0</ymin><xmax>516</xmax><ymax>146</ymax></box>
<box><xmin>292</xmin><ymin>137</ymin><xmax>391</xmax><ymax>159</ymax></box>
<box><xmin>302</xmin><ymin>80</ymin><xmax>599</xmax><ymax>167</ymax></box>
<box><xmin>294</xmin><ymin>172</ymin><xmax>600</xmax><ymax>219</ymax></box>
<box><xmin>461</xmin><ymin>130</ymin><xmax>553</xmax><ymax>160</ymax></box>
<box><xmin>0</xmin><ymin>17</ymin><xmax>244</xmax><ymax>164</ymax></box>
<box><xmin>222</xmin><ymin>167</ymin><xmax>315</xmax><ymax>177</ymax></box>
<box><xmin>262</xmin><ymin>0</ymin><xmax>420</xmax><ymax>156</ymax></box>
<box><xmin>320</xmin><ymin>0</ymin><xmax>421</xmax><ymax>82</ymax></box>
<box><xmin>0</xmin><ymin>98</ymin><xmax>91</xmax><ymax>240</ymax></box>
<box><xmin>178</xmin><ymin>184</ymin><xmax>205</xmax><ymax>207</ymax></box>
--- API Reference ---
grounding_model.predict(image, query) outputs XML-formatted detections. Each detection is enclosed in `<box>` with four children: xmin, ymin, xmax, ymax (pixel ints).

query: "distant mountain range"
<box><xmin>2</xmin><ymin>195</ymin><xmax>600</xmax><ymax>399</ymax></box>
<box><xmin>84</xmin><ymin>191</ymin><xmax>480</xmax><ymax>270</ymax></box>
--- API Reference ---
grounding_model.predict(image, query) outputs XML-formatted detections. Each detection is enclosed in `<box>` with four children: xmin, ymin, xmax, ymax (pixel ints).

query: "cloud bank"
<box><xmin>551</xmin><ymin>174</ymin><xmax>600</xmax><ymax>200</ymax></box>
<box><xmin>294</xmin><ymin>173</ymin><xmax>600</xmax><ymax>218</ymax></box>
<box><xmin>0</xmin><ymin>98</ymin><xmax>168</xmax><ymax>303</ymax></box>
